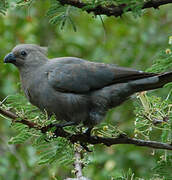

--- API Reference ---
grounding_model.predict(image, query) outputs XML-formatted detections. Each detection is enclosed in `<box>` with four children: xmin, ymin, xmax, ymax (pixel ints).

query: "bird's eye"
<box><xmin>20</xmin><ymin>51</ymin><xmax>27</xmax><ymax>56</ymax></box>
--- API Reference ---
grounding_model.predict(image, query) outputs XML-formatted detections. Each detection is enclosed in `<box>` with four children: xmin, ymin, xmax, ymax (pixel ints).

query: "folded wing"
<box><xmin>47</xmin><ymin>59</ymin><xmax>157</xmax><ymax>93</ymax></box>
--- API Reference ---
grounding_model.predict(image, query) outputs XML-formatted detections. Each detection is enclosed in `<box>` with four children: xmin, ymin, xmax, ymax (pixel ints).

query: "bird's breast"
<box><xmin>24</xmin><ymin>79</ymin><xmax>89</xmax><ymax>123</ymax></box>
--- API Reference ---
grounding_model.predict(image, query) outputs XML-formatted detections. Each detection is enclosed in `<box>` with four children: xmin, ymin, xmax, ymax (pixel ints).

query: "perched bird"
<box><xmin>3</xmin><ymin>44</ymin><xmax>172</xmax><ymax>131</ymax></box>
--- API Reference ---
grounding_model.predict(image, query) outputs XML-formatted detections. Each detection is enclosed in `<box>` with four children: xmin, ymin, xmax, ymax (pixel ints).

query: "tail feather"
<box><xmin>158</xmin><ymin>72</ymin><xmax>172</xmax><ymax>86</ymax></box>
<box><xmin>112</xmin><ymin>71</ymin><xmax>159</xmax><ymax>84</ymax></box>
<box><xmin>91</xmin><ymin>72</ymin><xmax>172</xmax><ymax>113</ymax></box>
<box><xmin>131</xmin><ymin>72</ymin><xmax>172</xmax><ymax>92</ymax></box>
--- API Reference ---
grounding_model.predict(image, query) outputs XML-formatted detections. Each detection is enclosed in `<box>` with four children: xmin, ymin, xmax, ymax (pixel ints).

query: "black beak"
<box><xmin>4</xmin><ymin>53</ymin><xmax>16</xmax><ymax>63</ymax></box>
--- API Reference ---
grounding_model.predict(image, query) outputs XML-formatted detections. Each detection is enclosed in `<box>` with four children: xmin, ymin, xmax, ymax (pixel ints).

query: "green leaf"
<box><xmin>49</xmin><ymin>14</ymin><xmax>65</xmax><ymax>25</ymax></box>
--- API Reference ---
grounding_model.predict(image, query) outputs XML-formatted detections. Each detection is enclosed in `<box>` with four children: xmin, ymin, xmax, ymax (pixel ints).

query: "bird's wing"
<box><xmin>47</xmin><ymin>59</ymin><xmax>157</xmax><ymax>93</ymax></box>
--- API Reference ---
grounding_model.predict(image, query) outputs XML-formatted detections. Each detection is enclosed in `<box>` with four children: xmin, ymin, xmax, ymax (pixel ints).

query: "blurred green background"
<box><xmin>0</xmin><ymin>1</ymin><xmax>172</xmax><ymax>180</ymax></box>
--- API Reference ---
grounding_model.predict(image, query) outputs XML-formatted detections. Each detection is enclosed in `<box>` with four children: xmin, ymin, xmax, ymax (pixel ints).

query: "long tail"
<box><xmin>130</xmin><ymin>72</ymin><xmax>172</xmax><ymax>92</ymax></box>
<box><xmin>92</xmin><ymin>72</ymin><xmax>172</xmax><ymax>113</ymax></box>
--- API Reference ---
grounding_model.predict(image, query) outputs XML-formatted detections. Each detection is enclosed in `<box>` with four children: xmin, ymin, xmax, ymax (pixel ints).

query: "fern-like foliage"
<box><xmin>8</xmin><ymin>123</ymin><xmax>32</xmax><ymax>144</ymax></box>
<box><xmin>34</xmin><ymin>137</ymin><xmax>74</xmax><ymax>165</ymax></box>
<box><xmin>3</xmin><ymin>93</ymin><xmax>75</xmax><ymax>166</ymax></box>
<box><xmin>152</xmin><ymin>154</ymin><xmax>172</xmax><ymax>180</ymax></box>
<box><xmin>0</xmin><ymin>0</ymin><xmax>155</xmax><ymax>29</ymax></box>
<box><xmin>147</xmin><ymin>48</ymin><xmax>172</xmax><ymax>73</ymax></box>
<box><xmin>134</xmin><ymin>41</ymin><xmax>172</xmax><ymax>179</ymax></box>
<box><xmin>134</xmin><ymin>94</ymin><xmax>172</xmax><ymax>142</ymax></box>
<box><xmin>47</xmin><ymin>0</ymin><xmax>77</xmax><ymax>31</ymax></box>
<box><xmin>0</xmin><ymin>0</ymin><xmax>8</xmax><ymax>15</ymax></box>
<box><xmin>134</xmin><ymin>45</ymin><xmax>172</xmax><ymax>141</ymax></box>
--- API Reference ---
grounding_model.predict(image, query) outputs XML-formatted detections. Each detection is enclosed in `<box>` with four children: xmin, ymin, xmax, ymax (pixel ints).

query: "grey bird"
<box><xmin>3</xmin><ymin>44</ymin><xmax>172</xmax><ymax>132</ymax></box>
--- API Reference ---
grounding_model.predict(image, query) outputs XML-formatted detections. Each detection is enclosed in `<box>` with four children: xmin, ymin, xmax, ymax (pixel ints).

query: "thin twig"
<box><xmin>0</xmin><ymin>107</ymin><xmax>172</xmax><ymax>150</ymax></box>
<box><xmin>74</xmin><ymin>145</ymin><xmax>84</xmax><ymax>179</ymax></box>
<box><xmin>65</xmin><ymin>145</ymin><xmax>91</xmax><ymax>180</ymax></box>
<box><xmin>0</xmin><ymin>96</ymin><xmax>10</xmax><ymax>106</ymax></box>
<box><xmin>57</xmin><ymin>0</ymin><xmax>172</xmax><ymax>17</ymax></box>
<box><xmin>0</xmin><ymin>108</ymin><xmax>37</xmax><ymax>128</ymax></box>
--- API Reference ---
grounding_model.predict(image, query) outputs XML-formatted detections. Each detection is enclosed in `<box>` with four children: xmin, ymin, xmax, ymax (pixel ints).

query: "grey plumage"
<box><xmin>4</xmin><ymin>44</ymin><xmax>172</xmax><ymax>127</ymax></box>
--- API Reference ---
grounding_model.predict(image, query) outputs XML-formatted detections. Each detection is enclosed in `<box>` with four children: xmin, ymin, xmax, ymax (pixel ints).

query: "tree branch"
<box><xmin>57</xmin><ymin>0</ymin><xmax>172</xmax><ymax>17</ymax></box>
<box><xmin>0</xmin><ymin>107</ymin><xmax>172</xmax><ymax>151</ymax></box>
<box><xmin>0</xmin><ymin>108</ymin><xmax>38</xmax><ymax>129</ymax></box>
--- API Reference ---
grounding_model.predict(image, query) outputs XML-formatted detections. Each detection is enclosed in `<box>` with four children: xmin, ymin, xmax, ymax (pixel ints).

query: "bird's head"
<box><xmin>4</xmin><ymin>44</ymin><xmax>48</xmax><ymax>68</ymax></box>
